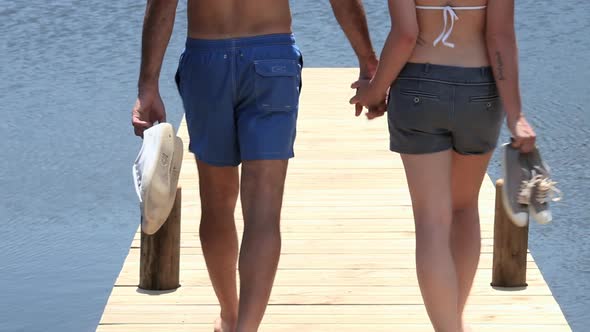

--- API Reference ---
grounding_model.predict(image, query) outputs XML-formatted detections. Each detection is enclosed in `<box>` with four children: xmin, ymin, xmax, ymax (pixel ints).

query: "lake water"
<box><xmin>1</xmin><ymin>1</ymin><xmax>588</xmax><ymax>331</ymax></box>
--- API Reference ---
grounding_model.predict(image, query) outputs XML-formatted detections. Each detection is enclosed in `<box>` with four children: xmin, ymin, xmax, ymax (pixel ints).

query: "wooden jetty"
<box><xmin>97</xmin><ymin>69</ymin><xmax>571</xmax><ymax>331</ymax></box>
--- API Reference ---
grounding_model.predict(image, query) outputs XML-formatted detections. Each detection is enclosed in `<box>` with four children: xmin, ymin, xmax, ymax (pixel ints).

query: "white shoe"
<box><xmin>133</xmin><ymin>123</ymin><xmax>183</xmax><ymax>235</ymax></box>
<box><xmin>525</xmin><ymin>147</ymin><xmax>561</xmax><ymax>225</ymax></box>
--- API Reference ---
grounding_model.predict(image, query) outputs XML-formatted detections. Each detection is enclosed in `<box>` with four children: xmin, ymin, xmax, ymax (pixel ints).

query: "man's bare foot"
<box><xmin>214</xmin><ymin>317</ymin><xmax>235</xmax><ymax>332</ymax></box>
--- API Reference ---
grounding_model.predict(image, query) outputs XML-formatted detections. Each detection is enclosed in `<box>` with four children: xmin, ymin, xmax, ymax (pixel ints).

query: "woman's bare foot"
<box><xmin>214</xmin><ymin>317</ymin><xmax>236</xmax><ymax>332</ymax></box>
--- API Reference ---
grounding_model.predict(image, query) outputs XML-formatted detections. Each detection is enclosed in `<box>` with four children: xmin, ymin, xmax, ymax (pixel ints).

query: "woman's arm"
<box><xmin>371</xmin><ymin>0</ymin><xmax>418</xmax><ymax>92</ymax></box>
<box><xmin>351</xmin><ymin>0</ymin><xmax>418</xmax><ymax>107</ymax></box>
<box><xmin>486</xmin><ymin>0</ymin><xmax>536</xmax><ymax>152</ymax></box>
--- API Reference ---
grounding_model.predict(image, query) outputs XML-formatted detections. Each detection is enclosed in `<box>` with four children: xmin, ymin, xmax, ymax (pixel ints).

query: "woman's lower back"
<box><xmin>409</xmin><ymin>1</ymin><xmax>490</xmax><ymax>67</ymax></box>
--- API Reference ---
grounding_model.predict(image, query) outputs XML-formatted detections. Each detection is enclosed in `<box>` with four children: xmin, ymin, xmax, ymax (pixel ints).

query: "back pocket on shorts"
<box><xmin>398</xmin><ymin>89</ymin><xmax>440</xmax><ymax>102</ymax></box>
<box><xmin>468</xmin><ymin>94</ymin><xmax>502</xmax><ymax>112</ymax></box>
<box><xmin>254</xmin><ymin>59</ymin><xmax>300</xmax><ymax>111</ymax></box>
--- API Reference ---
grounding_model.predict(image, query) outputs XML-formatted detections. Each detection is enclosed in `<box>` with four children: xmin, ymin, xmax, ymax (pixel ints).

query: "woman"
<box><xmin>350</xmin><ymin>1</ymin><xmax>536</xmax><ymax>331</ymax></box>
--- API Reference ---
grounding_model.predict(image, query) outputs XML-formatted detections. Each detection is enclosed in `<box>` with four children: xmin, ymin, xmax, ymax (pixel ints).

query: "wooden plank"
<box><xmin>97</xmin><ymin>324</ymin><xmax>573</xmax><ymax>332</ymax></box>
<box><xmin>132</xmin><ymin>238</ymin><xmax>500</xmax><ymax>251</ymax></box>
<box><xmin>129</xmin><ymin>238</ymin><xmax>504</xmax><ymax>253</ymax></box>
<box><xmin>105</xmin><ymin>285</ymin><xmax>557</xmax><ymax>304</ymax></box>
<box><xmin>104</xmin><ymin>293</ymin><xmax>561</xmax><ymax>306</ymax></box>
<box><xmin>118</xmin><ymin>252</ymin><xmax>539</xmax><ymax>271</ymax></box>
<box><xmin>136</xmin><ymin>218</ymin><xmax>497</xmax><ymax>233</ymax></box>
<box><xmin>114</xmin><ymin>266</ymin><xmax>546</xmax><ymax>287</ymax></box>
<box><xmin>100</xmin><ymin>304</ymin><xmax>569</xmax><ymax>325</ymax></box>
<box><xmin>134</xmin><ymin>230</ymin><xmax>498</xmax><ymax>240</ymax></box>
<box><xmin>138</xmin><ymin>209</ymin><xmax>497</xmax><ymax>223</ymax></box>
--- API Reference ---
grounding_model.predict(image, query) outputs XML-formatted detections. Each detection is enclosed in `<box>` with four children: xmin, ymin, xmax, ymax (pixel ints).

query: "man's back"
<box><xmin>187</xmin><ymin>0</ymin><xmax>292</xmax><ymax>39</ymax></box>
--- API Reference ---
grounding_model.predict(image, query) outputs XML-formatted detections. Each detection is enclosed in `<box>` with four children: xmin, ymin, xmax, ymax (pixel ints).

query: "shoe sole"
<box><xmin>142</xmin><ymin>135</ymin><xmax>184</xmax><ymax>234</ymax></box>
<box><xmin>501</xmin><ymin>143</ymin><xmax>529</xmax><ymax>227</ymax></box>
<box><xmin>136</xmin><ymin>123</ymin><xmax>179</xmax><ymax>235</ymax></box>
<box><xmin>530</xmin><ymin>205</ymin><xmax>552</xmax><ymax>224</ymax></box>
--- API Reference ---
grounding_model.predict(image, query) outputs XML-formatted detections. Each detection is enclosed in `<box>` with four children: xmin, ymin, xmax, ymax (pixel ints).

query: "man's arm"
<box><xmin>329</xmin><ymin>0</ymin><xmax>378</xmax><ymax>78</ymax></box>
<box><xmin>132</xmin><ymin>0</ymin><xmax>179</xmax><ymax>137</ymax></box>
<box><xmin>138</xmin><ymin>0</ymin><xmax>179</xmax><ymax>92</ymax></box>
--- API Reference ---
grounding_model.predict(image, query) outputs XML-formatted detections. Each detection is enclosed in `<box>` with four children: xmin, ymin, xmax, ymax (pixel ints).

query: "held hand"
<box><xmin>366</xmin><ymin>101</ymin><xmax>387</xmax><ymax>120</ymax></box>
<box><xmin>357</xmin><ymin>65</ymin><xmax>380</xmax><ymax>118</ymax></box>
<box><xmin>131</xmin><ymin>88</ymin><xmax>166</xmax><ymax>137</ymax></box>
<box><xmin>357</xmin><ymin>58</ymin><xmax>386</xmax><ymax>119</ymax></box>
<box><xmin>349</xmin><ymin>79</ymin><xmax>387</xmax><ymax>118</ymax></box>
<box><xmin>358</xmin><ymin>55</ymin><xmax>378</xmax><ymax>81</ymax></box>
<box><xmin>351</xmin><ymin>79</ymin><xmax>371</xmax><ymax>117</ymax></box>
<box><xmin>507</xmin><ymin>114</ymin><xmax>536</xmax><ymax>153</ymax></box>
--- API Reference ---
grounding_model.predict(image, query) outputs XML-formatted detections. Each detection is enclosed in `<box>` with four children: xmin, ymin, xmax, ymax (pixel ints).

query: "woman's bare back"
<box><xmin>410</xmin><ymin>0</ymin><xmax>489</xmax><ymax>67</ymax></box>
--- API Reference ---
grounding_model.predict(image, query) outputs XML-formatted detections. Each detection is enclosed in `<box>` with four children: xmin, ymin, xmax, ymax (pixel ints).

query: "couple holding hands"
<box><xmin>131</xmin><ymin>1</ymin><xmax>553</xmax><ymax>331</ymax></box>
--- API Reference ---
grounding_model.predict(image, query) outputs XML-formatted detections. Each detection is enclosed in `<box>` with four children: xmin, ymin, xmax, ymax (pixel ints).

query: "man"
<box><xmin>131</xmin><ymin>1</ymin><xmax>378</xmax><ymax>331</ymax></box>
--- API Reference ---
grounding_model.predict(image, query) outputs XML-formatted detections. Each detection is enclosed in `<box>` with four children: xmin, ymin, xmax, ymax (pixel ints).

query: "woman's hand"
<box><xmin>507</xmin><ymin>114</ymin><xmax>536</xmax><ymax>153</ymax></box>
<box><xmin>349</xmin><ymin>79</ymin><xmax>388</xmax><ymax>119</ymax></box>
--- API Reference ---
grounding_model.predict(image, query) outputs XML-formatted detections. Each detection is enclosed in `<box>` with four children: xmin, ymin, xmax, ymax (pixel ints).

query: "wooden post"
<box><xmin>491</xmin><ymin>179</ymin><xmax>529</xmax><ymax>287</ymax></box>
<box><xmin>139</xmin><ymin>187</ymin><xmax>181</xmax><ymax>290</ymax></box>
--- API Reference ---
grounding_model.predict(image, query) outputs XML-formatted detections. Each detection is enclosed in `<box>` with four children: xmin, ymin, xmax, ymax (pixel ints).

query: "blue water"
<box><xmin>1</xmin><ymin>1</ymin><xmax>588</xmax><ymax>331</ymax></box>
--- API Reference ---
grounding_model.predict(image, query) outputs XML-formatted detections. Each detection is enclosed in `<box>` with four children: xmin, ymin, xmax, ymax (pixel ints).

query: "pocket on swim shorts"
<box><xmin>254</xmin><ymin>59</ymin><xmax>300</xmax><ymax>112</ymax></box>
<box><xmin>175</xmin><ymin>51</ymin><xmax>189</xmax><ymax>97</ymax></box>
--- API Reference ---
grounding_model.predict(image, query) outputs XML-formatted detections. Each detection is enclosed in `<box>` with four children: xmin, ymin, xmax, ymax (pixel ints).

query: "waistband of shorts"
<box><xmin>398</xmin><ymin>62</ymin><xmax>495</xmax><ymax>85</ymax></box>
<box><xmin>185</xmin><ymin>33</ymin><xmax>296</xmax><ymax>50</ymax></box>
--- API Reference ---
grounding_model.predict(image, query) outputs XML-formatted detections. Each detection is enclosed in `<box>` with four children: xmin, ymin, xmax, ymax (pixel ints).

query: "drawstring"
<box><xmin>433</xmin><ymin>6</ymin><xmax>459</xmax><ymax>48</ymax></box>
<box><xmin>517</xmin><ymin>168</ymin><xmax>535</xmax><ymax>205</ymax></box>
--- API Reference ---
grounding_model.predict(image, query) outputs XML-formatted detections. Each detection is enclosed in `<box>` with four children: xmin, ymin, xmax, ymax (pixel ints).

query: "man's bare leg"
<box><xmin>196</xmin><ymin>160</ymin><xmax>240</xmax><ymax>332</ymax></box>
<box><xmin>236</xmin><ymin>160</ymin><xmax>288</xmax><ymax>331</ymax></box>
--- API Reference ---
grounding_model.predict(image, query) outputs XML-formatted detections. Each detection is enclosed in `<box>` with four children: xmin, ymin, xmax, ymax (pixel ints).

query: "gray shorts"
<box><xmin>388</xmin><ymin>63</ymin><xmax>504</xmax><ymax>155</ymax></box>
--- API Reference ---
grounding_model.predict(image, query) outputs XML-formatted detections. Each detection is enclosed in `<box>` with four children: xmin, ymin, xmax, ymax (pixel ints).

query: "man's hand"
<box><xmin>349</xmin><ymin>79</ymin><xmax>388</xmax><ymax>119</ymax></box>
<box><xmin>355</xmin><ymin>56</ymin><xmax>386</xmax><ymax>119</ymax></box>
<box><xmin>131</xmin><ymin>88</ymin><xmax>166</xmax><ymax>137</ymax></box>
<box><xmin>358</xmin><ymin>54</ymin><xmax>378</xmax><ymax>82</ymax></box>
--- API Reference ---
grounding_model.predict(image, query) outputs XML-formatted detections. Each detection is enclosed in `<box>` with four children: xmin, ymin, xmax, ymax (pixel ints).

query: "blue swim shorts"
<box><xmin>175</xmin><ymin>33</ymin><xmax>303</xmax><ymax>167</ymax></box>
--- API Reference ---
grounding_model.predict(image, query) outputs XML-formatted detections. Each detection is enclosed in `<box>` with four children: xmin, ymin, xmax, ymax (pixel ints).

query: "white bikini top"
<box><xmin>416</xmin><ymin>5</ymin><xmax>486</xmax><ymax>48</ymax></box>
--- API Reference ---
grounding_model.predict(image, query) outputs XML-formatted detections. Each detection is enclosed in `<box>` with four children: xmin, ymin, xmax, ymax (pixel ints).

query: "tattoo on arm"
<box><xmin>495</xmin><ymin>51</ymin><xmax>506</xmax><ymax>80</ymax></box>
